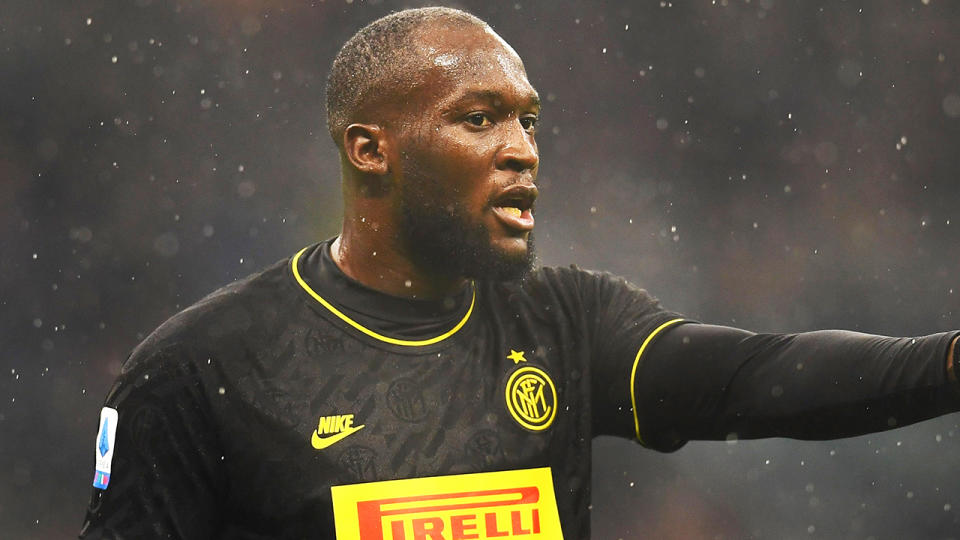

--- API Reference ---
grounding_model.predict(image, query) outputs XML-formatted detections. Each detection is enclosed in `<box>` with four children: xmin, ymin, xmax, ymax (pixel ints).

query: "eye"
<box><xmin>519</xmin><ymin>114</ymin><xmax>538</xmax><ymax>132</ymax></box>
<box><xmin>466</xmin><ymin>112</ymin><xmax>491</xmax><ymax>127</ymax></box>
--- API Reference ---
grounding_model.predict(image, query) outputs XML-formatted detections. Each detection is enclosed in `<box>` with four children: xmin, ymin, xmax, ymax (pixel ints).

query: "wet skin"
<box><xmin>334</xmin><ymin>22</ymin><xmax>541</xmax><ymax>299</ymax></box>
<box><xmin>392</xmin><ymin>24</ymin><xmax>541</xmax><ymax>258</ymax></box>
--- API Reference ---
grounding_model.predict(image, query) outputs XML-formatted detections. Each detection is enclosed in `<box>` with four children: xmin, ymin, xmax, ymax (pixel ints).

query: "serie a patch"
<box><xmin>92</xmin><ymin>407</ymin><xmax>118</xmax><ymax>489</ymax></box>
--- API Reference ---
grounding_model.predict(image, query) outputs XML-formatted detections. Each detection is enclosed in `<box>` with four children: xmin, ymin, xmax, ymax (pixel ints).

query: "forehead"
<box><xmin>408</xmin><ymin>23</ymin><xmax>538</xmax><ymax>109</ymax></box>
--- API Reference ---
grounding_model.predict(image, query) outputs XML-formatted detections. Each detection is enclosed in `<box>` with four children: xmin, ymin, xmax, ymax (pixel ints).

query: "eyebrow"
<box><xmin>451</xmin><ymin>89</ymin><xmax>541</xmax><ymax>109</ymax></box>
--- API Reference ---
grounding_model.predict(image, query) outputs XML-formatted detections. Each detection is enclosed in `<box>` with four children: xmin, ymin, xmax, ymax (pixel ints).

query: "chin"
<box><xmin>465</xmin><ymin>236</ymin><xmax>536</xmax><ymax>282</ymax></box>
<box><xmin>398</xmin><ymin>192</ymin><xmax>536</xmax><ymax>282</ymax></box>
<box><xmin>492</xmin><ymin>236</ymin><xmax>530</xmax><ymax>258</ymax></box>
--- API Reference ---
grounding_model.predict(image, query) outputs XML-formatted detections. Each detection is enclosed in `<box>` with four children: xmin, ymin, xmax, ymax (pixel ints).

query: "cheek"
<box><xmin>406</xmin><ymin>132</ymin><xmax>491</xmax><ymax>183</ymax></box>
<box><xmin>398</xmin><ymin>124</ymin><xmax>497</xmax><ymax>211</ymax></box>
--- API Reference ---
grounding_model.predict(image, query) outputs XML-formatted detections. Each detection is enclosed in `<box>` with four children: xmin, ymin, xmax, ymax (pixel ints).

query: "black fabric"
<box><xmin>299</xmin><ymin>240</ymin><xmax>475</xmax><ymax>340</ymax></box>
<box><xmin>638</xmin><ymin>324</ymin><xmax>960</xmax><ymax>450</ymax></box>
<box><xmin>78</xmin><ymin>240</ymin><xmax>960</xmax><ymax>538</ymax></box>
<box><xmin>79</xmin><ymin>240</ymin><xmax>679</xmax><ymax>539</ymax></box>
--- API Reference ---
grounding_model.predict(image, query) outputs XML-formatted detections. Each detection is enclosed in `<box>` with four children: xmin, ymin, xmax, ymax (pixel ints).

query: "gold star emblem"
<box><xmin>507</xmin><ymin>349</ymin><xmax>527</xmax><ymax>364</ymax></box>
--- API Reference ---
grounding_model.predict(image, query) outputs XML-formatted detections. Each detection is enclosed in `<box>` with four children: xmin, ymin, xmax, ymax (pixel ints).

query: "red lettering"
<box><xmin>484</xmin><ymin>513</ymin><xmax>508</xmax><ymax>537</ymax></box>
<box><xmin>412</xmin><ymin>517</ymin><xmax>445</xmax><ymax>540</ymax></box>
<box><xmin>391</xmin><ymin>520</ymin><xmax>406</xmax><ymax>540</ymax></box>
<box><xmin>511</xmin><ymin>510</ymin><xmax>531</xmax><ymax>535</ymax></box>
<box><xmin>450</xmin><ymin>514</ymin><xmax>478</xmax><ymax>540</ymax></box>
<box><xmin>355</xmin><ymin>486</ymin><xmax>540</xmax><ymax>540</ymax></box>
<box><xmin>532</xmin><ymin>509</ymin><xmax>540</xmax><ymax>533</ymax></box>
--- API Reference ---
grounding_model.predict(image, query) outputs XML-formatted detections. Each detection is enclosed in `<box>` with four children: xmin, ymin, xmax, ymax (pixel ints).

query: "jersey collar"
<box><xmin>291</xmin><ymin>240</ymin><xmax>475</xmax><ymax>347</ymax></box>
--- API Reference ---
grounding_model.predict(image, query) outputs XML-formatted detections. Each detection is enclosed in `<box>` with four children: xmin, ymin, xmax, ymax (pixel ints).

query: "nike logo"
<box><xmin>311</xmin><ymin>414</ymin><xmax>365</xmax><ymax>450</ymax></box>
<box><xmin>312</xmin><ymin>424</ymin><xmax>365</xmax><ymax>449</ymax></box>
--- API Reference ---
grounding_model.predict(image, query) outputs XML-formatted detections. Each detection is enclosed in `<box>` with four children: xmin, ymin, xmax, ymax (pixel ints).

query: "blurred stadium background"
<box><xmin>2</xmin><ymin>0</ymin><xmax>960</xmax><ymax>537</ymax></box>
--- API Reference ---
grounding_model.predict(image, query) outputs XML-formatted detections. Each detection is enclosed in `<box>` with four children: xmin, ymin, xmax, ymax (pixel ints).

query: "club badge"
<box><xmin>505</xmin><ymin>366</ymin><xmax>557</xmax><ymax>431</ymax></box>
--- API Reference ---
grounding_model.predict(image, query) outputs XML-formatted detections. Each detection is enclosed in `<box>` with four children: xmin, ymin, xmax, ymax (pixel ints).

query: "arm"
<box><xmin>633</xmin><ymin>324</ymin><xmax>960</xmax><ymax>450</ymax></box>
<box><xmin>79</xmin><ymin>346</ymin><xmax>226</xmax><ymax>539</ymax></box>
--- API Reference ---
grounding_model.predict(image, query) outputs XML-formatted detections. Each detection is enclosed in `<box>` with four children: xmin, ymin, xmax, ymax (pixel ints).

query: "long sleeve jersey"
<box><xmin>79</xmin><ymin>240</ymin><xmax>960</xmax><ymax>539</ymax></box>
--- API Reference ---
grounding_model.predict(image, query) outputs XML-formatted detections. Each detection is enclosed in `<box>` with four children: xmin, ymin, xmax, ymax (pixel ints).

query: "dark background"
<box><xmin>3</xmin><ymin>0</ymin><xmax>960</xmax><ymax>537</ymax></box>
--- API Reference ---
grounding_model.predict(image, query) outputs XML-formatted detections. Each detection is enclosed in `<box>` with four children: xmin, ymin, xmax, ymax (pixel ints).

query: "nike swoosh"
<box><xmin>311</xmin><ymin>424</ymin><xmax>365</xmax><ymax>450</ymax></box>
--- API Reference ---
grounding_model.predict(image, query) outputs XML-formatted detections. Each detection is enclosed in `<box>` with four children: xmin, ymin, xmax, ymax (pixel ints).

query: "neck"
<box><xmin>331</xmin><ymin>229</ymin><xmax>469</xmax><ymax>301</ymax></box>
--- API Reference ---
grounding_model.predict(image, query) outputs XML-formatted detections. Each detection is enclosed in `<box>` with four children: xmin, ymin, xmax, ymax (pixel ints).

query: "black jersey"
<box><xmin>79</xmin><ymin>239</ymin><xmax>685</xmax><ymax>539</ymax></box>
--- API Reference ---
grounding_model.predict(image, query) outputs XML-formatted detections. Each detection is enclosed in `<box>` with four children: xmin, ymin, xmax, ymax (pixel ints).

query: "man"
<box><xmin>80</xmin><ymin>7</ymin><xmax>960</xmax><ymax>539</ymax></box>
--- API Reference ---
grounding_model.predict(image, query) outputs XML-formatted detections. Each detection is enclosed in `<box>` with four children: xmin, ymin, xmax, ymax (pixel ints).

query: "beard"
<box><xmin>398</xmin><ymin>185</ymin><xmax>536</xmax><ymax>282</ymax></box>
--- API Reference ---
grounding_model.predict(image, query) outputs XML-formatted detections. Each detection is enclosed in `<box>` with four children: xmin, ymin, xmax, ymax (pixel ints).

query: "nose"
<box><xmin>496</xmin><ymin>118</ymin><xmax>538</xmax><ymax>173</ymax></box>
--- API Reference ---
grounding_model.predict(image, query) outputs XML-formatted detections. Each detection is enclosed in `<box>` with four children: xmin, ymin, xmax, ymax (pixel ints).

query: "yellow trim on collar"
<box><xmin>630</xmin><ymin>318</ymin><xmax>686</xmax><ymax>444</ymax></box>
<box><xmin>291</xmin><ymin>246</ymin><xmax>475</xmax><ymax>347</ymax></box>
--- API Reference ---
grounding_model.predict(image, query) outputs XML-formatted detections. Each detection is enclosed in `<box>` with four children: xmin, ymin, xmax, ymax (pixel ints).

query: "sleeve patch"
<box><xmin>93</xmin><ymin>407</ymin><xmax>119</xmax><ymax>489</ymax></box>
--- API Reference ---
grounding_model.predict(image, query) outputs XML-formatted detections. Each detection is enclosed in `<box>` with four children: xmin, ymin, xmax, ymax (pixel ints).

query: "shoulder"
<box><xmin>478</xmin><ymin>264</ymin><xmax>663</xmax><ymax>321</ymax></box>
<box><xmin>122</xmin><ymin>256</ymin><xmax>293</xmax><ymax>375</ymax></box>
<box><xmin>520</xmin><ymin>264</ymin><xmax>659</xmax><ymax>302</ymax></box>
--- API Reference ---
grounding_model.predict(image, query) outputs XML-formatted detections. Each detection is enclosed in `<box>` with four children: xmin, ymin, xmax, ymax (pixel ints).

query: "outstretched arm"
<box><xmin>633</xmin><ymin>324</ymin><xmax>960</xmax><ymax>450</ymax></box>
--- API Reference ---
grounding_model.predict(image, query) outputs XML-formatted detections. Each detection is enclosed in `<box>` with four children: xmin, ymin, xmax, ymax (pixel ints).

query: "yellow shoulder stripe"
<box><xmin>630</xmin><ymin>318</ymin><xmax>686</xmax><ymax>445</ymax></box>
<box><xmin>291</xmin><ymin>247</ymin><xmax>475</xmax><ymax>347</ymax></box>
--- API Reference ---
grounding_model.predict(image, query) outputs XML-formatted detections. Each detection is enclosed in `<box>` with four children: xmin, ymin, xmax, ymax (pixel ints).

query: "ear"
<box><xmin>343</xmin><ymin>123</ymin><xmax>390</xmax><ymax>175</ymax></box>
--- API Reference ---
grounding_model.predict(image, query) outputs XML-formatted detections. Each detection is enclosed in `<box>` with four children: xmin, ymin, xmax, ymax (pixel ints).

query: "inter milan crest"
<box><xmin>505</xmin><ymin>365</ymin><xmax>557</xmax><ymax>431</ymax></box>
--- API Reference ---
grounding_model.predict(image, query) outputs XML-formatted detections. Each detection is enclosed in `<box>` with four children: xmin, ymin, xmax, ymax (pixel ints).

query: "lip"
<box><xmin>492</xmin><ymin>206</ymin><xmax>535</xmax><ymax>231</ymax></box>
<box><xmin>491</xmin><ymin>182</ymin><xmax>538</xmax><ymax>232</ymax></box>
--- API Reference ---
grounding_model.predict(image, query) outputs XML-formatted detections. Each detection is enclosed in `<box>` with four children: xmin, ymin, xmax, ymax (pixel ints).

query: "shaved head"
<box><xmin>325</xmin><ymin>7</ymin><xmax>489</xmax><ymax>147</ymax></box>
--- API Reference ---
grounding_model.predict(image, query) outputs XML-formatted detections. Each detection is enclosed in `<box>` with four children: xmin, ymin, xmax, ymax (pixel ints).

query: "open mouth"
<box><xmin>492</xmin><ymin>184</ymin><xmax>538</xmax><ymax>232</ymax></box>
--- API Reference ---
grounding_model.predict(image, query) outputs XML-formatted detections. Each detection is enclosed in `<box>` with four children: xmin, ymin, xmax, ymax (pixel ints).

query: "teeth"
<box><xmin>502</xmin><ymin>207</ymin><xmax>522</xmax><ymax>217</ymax></box>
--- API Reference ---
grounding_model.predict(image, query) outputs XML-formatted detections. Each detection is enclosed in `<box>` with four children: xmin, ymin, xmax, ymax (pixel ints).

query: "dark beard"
<box><xmin>398</xmin><ymin>192</ymin><xmax>535</xmax><ymax>282</ymax></box>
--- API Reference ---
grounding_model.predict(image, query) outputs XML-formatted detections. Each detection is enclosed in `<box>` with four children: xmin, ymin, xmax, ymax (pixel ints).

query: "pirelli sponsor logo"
<box><xmin>331</xmin><ymin>467</ymin><xmax>563</xmax><ymax>539</ymax></box>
